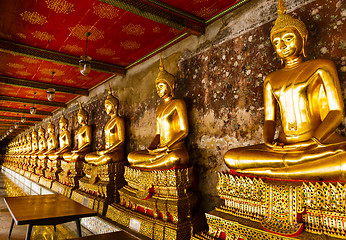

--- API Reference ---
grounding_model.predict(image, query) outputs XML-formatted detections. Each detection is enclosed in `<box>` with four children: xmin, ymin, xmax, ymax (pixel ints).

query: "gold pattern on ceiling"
<box><xmin>153</xmin><ymin>27</ymin><xmax>160</xmax><ymax>33</ymax></box>
<box><xmin>93</xmin><ymin>3</ymin><xmax>119</xmax><ymax>19</ymax></box>
<box><xmin>122</xmin><ymin>23</ymin><xmax>145</xmax><ymax>36</ymax></box>
<box><xmin>62</xmin><ymin>44</ymin><xmax>83</xmax><ymax>54</ymax></box>
<box><xmin>193</xmin><ymin>0</ymin><xmax>210</xmax><ymax>3</ymax></box>
<box><xmin>68</xmin><ymin>24</ymin><xmax>104</xmax><ymax>41</ymax></box>
<box><xmin>21</xmin><ymin>57</ymin><xmax>40</xmax><ymax>64</ymax></box>
<box><xmin>77</xmin><ymin>75</ymin><xmax>92</xmax><ymax>81</ymax></box>
<box><xmin>96</xmin><ymin>48</ymin><xmax>115</xmax><ymax>56</ymax></box>
<box><xmin>40</xmin><ymin>68</ymin><xmax>65</xmax><ymax>76</ymax></box>
<box><xmin>62</xmin><ymin>79</ymin><xmax>76</xmax><ymax>84</ymax></box>
<box><xmin>20</xmin><ymin>11</ymin><xmax>48</xmax><ymax>25</ymax></box>
<box><xmin>32</xmin><ymin>31</ymin><xmax>56</xmax><ymax>41</ymax></box>
<box><xmin>45</xmin><ymin>0</ymin><xmax>75</xmax><ymax>14</ymax></box>
<box><xmin>7</xmin><ymin>63</ymin><xmax>25</xmax><ymax>69</ymax></box>
<box><xmin>16</xmin><ymin>71</ymin><xmax>31</xmax><ymax>77</ymax></box>
<box><xmin>120</xmin><ymin>40</ymin><xmax>140</xmax><ymax>50</ymax></box>
<box><xmin>16</xmin><ymin>33</ymin><xmax>27</xmax><ymax>39</ymax></box>
<box><xmin>193</xmin><ymin>7</ymin><xmax>218</xmax><ymax>18</ymax></box>
<box><xmin>40</xmin><ymin>77</ymin><xmax>52</xmax><ymax>82</ymax></box>
<box><xmin>169</xmin><ymin>28</ymin><xmax>181</xmax><ymax>35</ymax></box>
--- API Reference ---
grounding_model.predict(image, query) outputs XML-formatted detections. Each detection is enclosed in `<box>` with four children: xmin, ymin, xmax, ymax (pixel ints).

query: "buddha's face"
<box><xmin>272</xmin><ymin>27</ymin><xmax>303</xmax><ymax>59</ymax></box>
<box><xmin>48</xmin><ymin>126</ymin><xmax>54</xmax><ymax>135</ymax></box>
<box><xmin>105</xmin><ymin>102</ymin><xmax>114</xmax><ymax>115</ymax></box>
<box><xmin>59</xmin><ymin>121</ymin><xmax>67</xmax><ymax>131</ymax></box>
<box><xmin>156</xmin><ymin>81</ymin><xmax>170</xmax><ymax>98</ymax></box>
<box><xmin>77</xmin><ymin>114</ymin><xmax>86</xmax><ymax>125</ymax></box>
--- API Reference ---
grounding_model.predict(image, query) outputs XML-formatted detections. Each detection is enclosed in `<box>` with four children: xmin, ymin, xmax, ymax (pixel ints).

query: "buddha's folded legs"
<box><xmin>225</xmin><ymin>143</ymin><xmax>346</xmax><ymax>170</ymax></box>
<box><xmin>128</xmin><ymin>148</ymin><xmax>189</xmax><ymax>169</ymax></box>
<box><xmin>239</xmin><ymin>152</ymin><xmax>346</xmax><ymax>181</ymax></box>
<box><xmin>85</xmin><ymin>151</ymin><xmax>123</xmax><ymax>165</ymax></box>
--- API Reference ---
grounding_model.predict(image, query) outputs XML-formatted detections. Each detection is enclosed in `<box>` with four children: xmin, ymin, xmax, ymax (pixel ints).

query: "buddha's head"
<box><xmin>77</xmin><ymin>102</ymin><xmax>88</xmax><ymax>125</ymax></box>
<box><xmin>155</xmin><ymin>56</ymin><xmax>175</xmax><ymax>98</ymax></box>
<box><xmin>32</xmin><ymin>130</ymin><xmax>38</xmax><ymax>141</ymax></box>
<box><xmin>59</xmin><ymin>114</ymin><xmax>68</xmax><ymax>131</ymax></box>
<box><xmin>26</xmin><ymin>133</ymin><xmax>31</xmax><ymax>142</ymax></box>
<box><xmin>270</xmin><ymin>0</ymin><xmax>307</xmax><ymax>59</ymax></box>
<box><xmin>38</xmin><ymin>126</ymin><xmax>45</xmax><ymax>138</ymax></box>
<box><xmin>47</xmin><ymin>120</ymin><xmax>55</xmax><ymax>135</ymax></box>
<box><xmin>105</xmin><ymin>84</ymin><xmax>119</xmax><ymax>115</ymax></box>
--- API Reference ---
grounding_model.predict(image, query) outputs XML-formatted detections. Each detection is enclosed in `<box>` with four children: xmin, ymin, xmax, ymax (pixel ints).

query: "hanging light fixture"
<box><xmin>21</xmin><ymin>104</ymin><xmax>26</xmax><ymax>123</ymax></box>
<box><xmin>30</xmin><ymin>92</ymin><xmax>37</xmax><ymax>115</ymax></box>
<box><xmin>47</xmin><ymin>71</ymin><xmax>55</xmax><ymax>101</ymax></box>
<box><xmin>79</xmin><ymin>32</ymin><xmax>91</xmax><ymax>76</ymax></box>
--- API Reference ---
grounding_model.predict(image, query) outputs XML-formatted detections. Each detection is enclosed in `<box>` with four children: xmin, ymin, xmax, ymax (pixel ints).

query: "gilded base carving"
<box><xmin>35</xmin><ymin>158</ymin><xmax>47</xmax><ymax>176</ymax></box>
<box><xmin>71</xmin><ymin>190</ymin><xmax>108</xmax><ymax>215</ymax></box>
<box><xmin>78</xmin><ymin>161</ymin><xmax>125</xmax><ymax>201</ymax></box>
<box><xmin>51</xmin><ymin>181</ymin><xmax>73</xmax><ymax>198</ymax></box>
<box><xmin>27</xmin><ymin>157</ymin><xmax>38</xmax><ymax>173</ymax></box>
<box><xmin>29</xmin><ymin>173</ymin><xmax>40</xmax><ymax>183</ymax></box>
<box><xmin>24</xmin><ymin>170</ymin><xmax>32</xmax><ymax>179</ymax></box>
<box><xmin>38</xmin><ymin>177</ymin><xmax>53</xmax><ymax>189</ymax></box>
<box><xmin>107</xmin><ymin>203</ymin><xmax>204</xmax><ymax>240</ymax></box>
<box><xmin>199</xmin><ymin>172</ymin><xmax>346</xmax><ymax>239</ymax></box>
<box><xmin>58</xmin><ymin>161</ymin><xmax>84</xmax><ymax>188</ymax></box>
<box><xmin>44</xmin><ymin>159</ymin><xmax>62</xmax><ymax>180</ymax></box>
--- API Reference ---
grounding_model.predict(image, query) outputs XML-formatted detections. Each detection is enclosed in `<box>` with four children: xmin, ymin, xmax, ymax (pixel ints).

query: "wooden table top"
<box><xmin>70</xmin><ymin>231</ymin><xmax>139</xmax><ymax>240</ymax></box>
<box><xmin>4</xmin><ymin>194</ymin><xmax>97</xmax><ymax>225</ymax></box>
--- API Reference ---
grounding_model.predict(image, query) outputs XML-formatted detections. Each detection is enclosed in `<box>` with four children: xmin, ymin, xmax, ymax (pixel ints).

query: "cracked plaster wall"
<box><xmin>34</xmin><ymin>0</ymin><xmax>345</xmax><ymax>212</ymax></box>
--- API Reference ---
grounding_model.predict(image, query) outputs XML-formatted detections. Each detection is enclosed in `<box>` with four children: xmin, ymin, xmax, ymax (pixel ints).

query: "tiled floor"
<box><xmin>0</xmin><ymin>172</ymin><xmax>93</xmax><ymax>240</ymax></box>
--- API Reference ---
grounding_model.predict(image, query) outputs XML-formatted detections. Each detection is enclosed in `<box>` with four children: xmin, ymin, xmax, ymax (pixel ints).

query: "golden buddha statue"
<box><xmin>23</xmin><ymin>133</ymin><xmax>32</xmax><ymax>170</ymax></box>
<box><xmin>128</xmin><ymin>57</ymin><xmax>189</xmax><ymax>169</ymax></box>
<box><xmin>224</xmin><ymin>0</ymin><xmax>346</xmax><ymax>180</ymax></box>
<box><xmin>49</xmin><ymin>115</ymin><xmax>71</xmax><ymax>160</ymax></box>
<box><xmin>28</xmin><ymin>130</ymin><xmax>39</xmax><ymax>173</ymax></box>
<box><xmin>62</xmin><ymin>103</ymin><xmax>92</xmax><ymax>163</ymax></box>
<box><xmin>36</xmin><ymin>126</ymin><xmax>47</xmax><ymax>175</ymax></box>
<box><xmin>85</xmin><ymin>87</ymin><xmax>125</xmax><ymax>166</ymax></box>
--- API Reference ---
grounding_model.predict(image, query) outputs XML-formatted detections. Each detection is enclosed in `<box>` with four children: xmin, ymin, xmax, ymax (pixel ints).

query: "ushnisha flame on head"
<box><xmin>270</xmin><ymin>0</ymin><xmax>308</xmax><ymax>42</ymax></box>
<box><xmin>155</xmin><ymin>55</ymin><xmax>175</xmax><ymax>97</ymax></box>
<box><xmin>59</xmin><ymin>114</ymin><xmax>68</xmax><ymax>126</ymax></box>
<box><xmin>105</xmin><ymin>83</ymin><xmax>119</xmax><ymax>108</ymax></box>
<box><xmin>38</xmin><ymin>125</ymin><xmax>45</xmax><ymax>135</ymax></box>
<box><xmin>77</xmin><ymin>102</ymin><xmax>88</xmax><ymax>119</ymax></box>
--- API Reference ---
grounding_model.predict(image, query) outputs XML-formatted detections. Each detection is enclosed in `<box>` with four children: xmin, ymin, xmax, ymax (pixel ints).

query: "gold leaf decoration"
<box><xmin>77</xmin><ymin>75</ymin><xmax>92</xmax><ymax>81</ymax></box>
<box><xmin>40</xmin><ymin>68</ymin><xmax>65</xmax><ymax>76</ymax></box>
<box><xmin>16</xmin><ymin>33</ymin><xmax>27</xmax><ymax>39</ymax></box>
<box><xmin>193</xmin><ymin>7</ymin><xmax>218</xmax><ymax>18</ymax></box>
<box><xmin>68</xmin><ymin>24</ymin><xmax>104</xmax><ymax>41</ymax></box>
<box><xmin>193</xmin><ymin>0</ymin><xmax>210</xmax><ymax>3</ymax></box>
<box><xmin>16</xmin><ymin>71</ymin><xmax>31</xmax><ymax>77</ymax></box>
<box><xmin>62</xmin><ymin>44</ymin><xmax>83</xmax><ymax>54</ymax></box>
<box><xmin>122</xmin><ymin>23</ymin><xmax>145</xmax><ymax>36</ymax></box>
<box><xmin>96</xmin><ymin>48</ymin><xmax>115</xmax><ymax>56</ymax></box>
<box><xmin>120</xmin><ymin>40</ymin><xmax>140</xmax><ymax>50</ymax></box>
<box><xmin>169</xmin><ymin>28</ymin><xmax>182</xmax><ymax>35</ymax></box>
<box><xmin>32</xmin><ymin>31</ymin><xmax>55</xmax><ymax>41</ymax></box>
<box><xmin>20</xmin><ymin>11</ymin><xmax>48</xmax><ymax>25</ymax></box>
<box><xmin>7</xmin><ymin>63</ymin><xmax>25</xmax><ymax>69</ymax></box>
<box><xmin>40</xmin><ymin>77</ymin><xmax>52</xmax><ymax>82</ymax></box>
<box><xmin>62</xmin><ymin>79</ymin><xmax>76</xmax><ymax>84</ymax></box>
<box><xmin>21</xmin><ymin>57</ymin><xmax>40</xmax><ymax>64</ymax></box>
<box><xmin>93</xmin><ymin>3</ymin><xmax>119</xmax><ymax>19</ymax></box>
<box><xmin>112</xmin><ymin>56</ymin><xmax>120</xmax><ymax>61</ymax></box>
<box><xmin>45</xmin><ymin>0</ymin><xmax>75</xmax><ymax>14</ymax></box>
<box><xmin>153</xmin><ymin>27</ymin><xmax>160</xmax><ymax>33</ymax></box>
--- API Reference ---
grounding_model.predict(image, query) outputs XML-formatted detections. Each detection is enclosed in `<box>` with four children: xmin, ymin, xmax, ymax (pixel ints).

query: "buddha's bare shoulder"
<box><xmin>304</xmin><ymin>58</ymin><xmax>336</xmax><ymax>69</ymax></box>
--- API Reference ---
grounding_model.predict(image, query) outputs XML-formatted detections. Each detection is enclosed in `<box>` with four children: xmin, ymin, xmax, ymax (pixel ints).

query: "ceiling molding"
<box><xmin>0</xmin><ymin>39</ymin><xmax>126</xmax><ymax>75</ymax></box>
<box><xmin>100</xmin><ymin>0</ymin><xmax>204</xmax><ymax>35</ymax></box>
<box><xmin>0</xmin><ymin>106</ymin><xmax>52</xmax><ymax>116</ymax></box>
<box><xmin>0</xmin><ymin>115</ymin><xmax>42</xmax><ymax>121</ymax></box>
<box><xmin>0</xmin><ymin>75</ymin><xmax>89</xmax><ymax>96</ymax></box>
<box><xmin>0</xmin><ymin>95</ymin><xmax>66</xmax><ymax>108</ymax></box>
<box><xmin>0</xmin><ymin>121</ymin><xmax>35</xmax><ymax>126</ymax></box>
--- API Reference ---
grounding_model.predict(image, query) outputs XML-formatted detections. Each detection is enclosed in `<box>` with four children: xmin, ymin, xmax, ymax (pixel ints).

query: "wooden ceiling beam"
<box><xmin>0</xmin><ymin>39</ymin><xmax>126</xmax><ymax>75</ymax></box>
<box><xmin>0</xmin><ymin>75</ymin><xmax>89</xmax><ymax>96</ymax></box>
<box><xmin>0</xmin><ymin>95</ymin><xmax>66</xmax><ymax>107</ymax></box>
<box><xmin>0</xmin><ymin>106</ymin><xmax>52</xmax><ymax>116</ymax></box>
<box><xmin>100</xmin><ymin>0</ymin><xmax>204</xmax><ymax>35</ymax></box>
<box><xmin>0</xmin><ymin>115</ymin><xmax>42</xmax><ymax>122</ymax></box>
<box><xmin>0</xmin><ymin>121</ymin><xmax>35</xmax><ymax>126</ymax></box>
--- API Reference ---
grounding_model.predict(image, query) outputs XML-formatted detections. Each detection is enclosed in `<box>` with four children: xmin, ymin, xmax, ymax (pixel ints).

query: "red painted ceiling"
<box><xmin>0</xmin><ymin>0</ymin><xmax>248</xmax><ymax>140</ymax></box>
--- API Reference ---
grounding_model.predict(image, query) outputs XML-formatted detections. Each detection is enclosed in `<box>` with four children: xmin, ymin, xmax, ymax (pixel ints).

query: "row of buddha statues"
<box><xmin>3</xmin><ymin>0</ymin><xmax>346</xmax><ymax>238</ymax></box>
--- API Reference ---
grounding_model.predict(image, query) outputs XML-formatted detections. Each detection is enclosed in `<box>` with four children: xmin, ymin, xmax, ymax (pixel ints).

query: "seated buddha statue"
<box><xmin>85</xmin><ymin>86</ymin><xmax>125</xmax><ymax>166</ymax></box>
<box><xmin>28</xmin><ymin>130</ymin><xmax>39</xmax><ymax>172</ymax></box>
<box><xmin>48</xmin><ymin>115</ymin><xmax>71</xmax><ymax>160</ymax></box>
<box><xmin>224</xmin><ymin>0</ymin><xmax>346</xmax><ymax>181</ymax></box>
<box><xmin>128</xmin><ymin>56</ymin><xmax>189</xmax><ymax>169</ymax></box>
<box><xmin>62</xmin><ymin>103</ymin><xmax>92</xmax><ymax>163</ymax></box>
<box><xmin>23</xmin><ymin>133</ymin><xmax>32</xmax><ymax>170</ymax></box>
<box><xmin>36</xmin><ymin>126</ymin><xmax>47</xmax><ymax>174</ymax></box>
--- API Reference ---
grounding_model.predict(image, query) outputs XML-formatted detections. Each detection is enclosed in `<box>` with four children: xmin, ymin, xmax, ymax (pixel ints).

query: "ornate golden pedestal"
<box><xmin>28</xmin><ymin>155</ymin><xmax>38</xmax><ymax>173</ymax></box>
<box><xmin>73</xmin><ymin>161</ymin><xmax>125</xmax><ymax>215</ymax></box>
<box><xmin>193</xmin><ymin>172</ymin><xmax>346</xmax><ymax>240</ymax></box>
<box><xmin>45</xmin><ymin>159</ymin><xmax>62</xmax><ymax>180</ymax></box>
<box><xmin>51</xmin><ymin>181</ymin><xmax>73</xmax><ymax>198</ymax></box>
<box><xmin>106</xmin><ymin>166</ymin><xmax>204</xmax><ymax>239</ymax></box>
<box><xmin>35</xmin><ymin>157</ymin><xmax>47</xmax><ymax>177</ymax></box>
<box><xmin>58</xmin><ymin>160</ymin><xmax>84</xmax><ymax>188</ymax></box>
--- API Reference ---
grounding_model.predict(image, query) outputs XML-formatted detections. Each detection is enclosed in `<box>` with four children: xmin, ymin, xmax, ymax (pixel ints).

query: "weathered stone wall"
<box><xmin>34</xmin><ymin>0</ymin><xmax>345</xmax><ymax>212</ymax></box>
